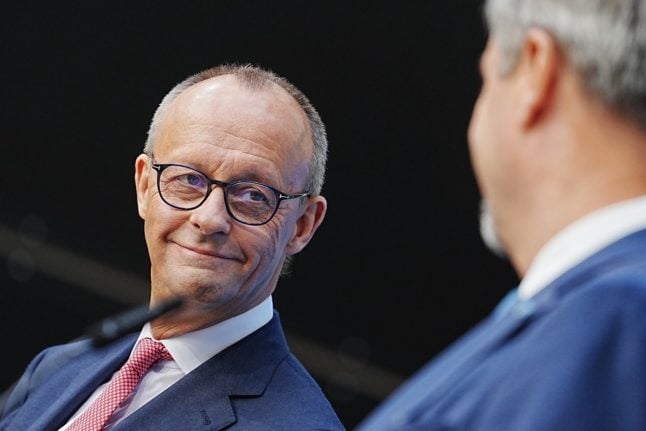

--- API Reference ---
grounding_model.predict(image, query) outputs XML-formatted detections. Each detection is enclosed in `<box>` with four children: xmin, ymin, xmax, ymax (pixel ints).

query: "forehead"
<box><xmin>154</xmin><ymin>75</ymin><xmax>312</xmax><ymax>186</ymax></box>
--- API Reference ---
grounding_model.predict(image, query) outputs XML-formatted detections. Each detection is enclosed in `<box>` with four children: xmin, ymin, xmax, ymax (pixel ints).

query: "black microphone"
<box><xmin>84</xmin><ymin>297</ymin><xmax>184</xmax><ymax>347</ymax></box>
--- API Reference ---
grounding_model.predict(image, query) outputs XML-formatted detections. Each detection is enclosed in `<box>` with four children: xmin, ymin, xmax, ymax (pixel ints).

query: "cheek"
<box><xmin>254</xmin><ymin>225</ymin><xmax>283</xmax><ymax>255</ymax></box>
<box><xmin>470</xmin><ymin>95</ymin><xmax>523</xmax><ymax>207</ymax></box>
<box><xmin>144</xmin><ymin>202</ymin><xmax>185</xmax><ymax>247</ymax></box>
<box><xmin>243</xmin><ymin>222</ymin><xmax>288</xmax><ymax>266</ymax></box>
<box><xmin>468</xmin><ymin>93</ymin><xmax>491</xmax><ymax>187</ymax></box>
<box><xmin>468</xmin><ymin>80</ymin><xmax>514</xmax><ymax>187</ymax></box>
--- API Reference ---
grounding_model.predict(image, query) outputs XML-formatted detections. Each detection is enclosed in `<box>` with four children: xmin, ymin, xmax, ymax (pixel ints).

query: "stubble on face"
<box><xmin>479</xmin><ymin>199</ymin><xmax>507</xmax><ymax>258</ymax></box>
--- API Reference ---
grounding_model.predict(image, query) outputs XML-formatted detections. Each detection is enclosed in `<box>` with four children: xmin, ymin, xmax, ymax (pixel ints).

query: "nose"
<box><xmin>189</xmin><ymin>187</ymin><xmax>232</xmax><ymax>235</ymax></box>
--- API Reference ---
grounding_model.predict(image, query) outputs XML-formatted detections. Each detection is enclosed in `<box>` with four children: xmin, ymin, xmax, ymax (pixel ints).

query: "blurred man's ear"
<box><xmin>517</xmin><ymin>28</ymin><xmax>561</xmax><ymax>128</ymax></box>
<box><xmin>286</xmin><ymin>196</ymin><xmax>327</xmax><ymax>256</ymax></box>
<box><xmin>134</xmin><ymin>154</ymin><xmax>151</xmax><ymax>220</ymax></box>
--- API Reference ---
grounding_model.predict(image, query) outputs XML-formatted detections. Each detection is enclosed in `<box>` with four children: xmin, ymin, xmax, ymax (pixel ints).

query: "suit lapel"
<box><xmin>114</xmin><ymin>313</ymin><xmax>289</xmax><ymax>431</ymax></box>
<box><xmin>112</xmin><ymin>360</ymin><xmax>237</xmax><ymax>431</ymax></box>
<box><xmin>394</xmin><ymin>302</ymin><xmax>534</xmax><ymax>423</ymax></box>
<box><xmin>24</xmin><ymin>335</ymin><xmax>137</xmax><ymax>431</ymax></box>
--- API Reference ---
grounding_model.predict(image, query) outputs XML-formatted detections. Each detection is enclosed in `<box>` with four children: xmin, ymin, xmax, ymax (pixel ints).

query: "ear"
<box><xmin>285</xmin><ymin>195</ymin><xmax>327</xmax><ymax>256</ymax></box>
<box><xmin>134</xmin><ymin>154</ymin><xmax>152</xmax><ymax>220</ymax></box>
<box><xmin>516</xmin><ymin>28</ymin><xmax>561</xmax><ymax>128</ymax></box>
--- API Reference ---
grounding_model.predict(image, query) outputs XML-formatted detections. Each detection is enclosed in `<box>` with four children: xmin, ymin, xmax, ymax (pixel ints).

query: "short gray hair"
<box><xmin>144</xmin><ymin>64</ymin><xmax>328</xmax><ymax>195</ymax></box>
<box><xmin>484</xmin><ymin>0</ymin><xmax>646</xmax><ymax>129</ymax></box>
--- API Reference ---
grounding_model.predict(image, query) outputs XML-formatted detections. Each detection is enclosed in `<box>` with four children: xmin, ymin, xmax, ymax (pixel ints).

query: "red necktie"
<box><xmin>67</xmin><ymin>337</ymin><xmax>173</xmax><ymax>431</ymax></box>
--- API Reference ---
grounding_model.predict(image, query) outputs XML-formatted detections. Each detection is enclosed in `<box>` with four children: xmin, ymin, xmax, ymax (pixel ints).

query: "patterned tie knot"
<box><xmin>129</xmin><ymin>337</ymin><xmax>173</xmax><ymax>376</ymax></box>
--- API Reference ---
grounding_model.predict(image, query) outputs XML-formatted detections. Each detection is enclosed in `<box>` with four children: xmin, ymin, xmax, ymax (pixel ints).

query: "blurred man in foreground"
<box><xmin>358</xmin><ymin>0</ymin><xmax>646</xmax><ymax>429</ymax></box>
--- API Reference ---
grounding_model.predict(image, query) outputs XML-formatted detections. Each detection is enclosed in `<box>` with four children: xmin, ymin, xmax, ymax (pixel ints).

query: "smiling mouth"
<box><xmin>174</xmin><ymin>242</ymin><xmax>239</xmax><ymax>261</ymax></box>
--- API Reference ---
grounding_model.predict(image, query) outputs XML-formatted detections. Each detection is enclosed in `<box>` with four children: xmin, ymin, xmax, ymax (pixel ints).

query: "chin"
<box><xmin>155</xmin><ymin>267</ymin><xmax>236</xmax><ymax>303</ymax></box>
<box><xmin>193</xmin><ymin>282</ymin><xmax>240</xmax><ymax>306</ymax></box>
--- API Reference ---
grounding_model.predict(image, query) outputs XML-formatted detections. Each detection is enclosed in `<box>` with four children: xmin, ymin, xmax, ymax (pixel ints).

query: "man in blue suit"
<box><xmin>358</xmin><ymin>0</ymin><xmax>646</xmax><ymax>429</ymax></box>
<box><xmin>0</xmin><ymin>65</ymin><xmax>344</xmax><ymax>430</ymax></box>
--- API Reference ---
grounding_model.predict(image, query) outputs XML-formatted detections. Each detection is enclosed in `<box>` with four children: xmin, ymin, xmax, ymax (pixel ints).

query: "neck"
<box><xmin>148</xmin><ymin>295</ymin><xmax>270</xmax><ymax>339</ymax></box>
<box><xmin>519</xmin><ymin>158</ymin><xmax>646</xmax><ymax>278</ymax></box>
<box><xmin>148</xmin><ymin>301</ymin><xmax>232</xmax><ymax>339</ymax></box>
<box><xmin>504</xmin><ymin>93</ymin><xmax>646</xmax><ymax>277</ymax></box>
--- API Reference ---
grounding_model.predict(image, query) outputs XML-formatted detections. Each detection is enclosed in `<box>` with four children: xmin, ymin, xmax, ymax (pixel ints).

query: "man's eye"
<box><xmin>231</xmin><ymin>185</ymin><xmax>273</xmax><ymax>206</ymax></box>
<box><xmin>181</xmin><ymin>174</ymin><xmax>205</xmax><ymax>187</ymax></box>
<box><xmin>247</xmin><ymin>189</ymin><xmax>269</xmax><ymax>202</ymax></box>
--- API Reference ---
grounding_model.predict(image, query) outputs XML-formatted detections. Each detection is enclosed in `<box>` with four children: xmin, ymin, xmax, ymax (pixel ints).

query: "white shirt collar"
<box><xmin>137</xmin><ymin>295</ymin><xmax>273</xmax><ymax>375</ymax></box>
<box><xmin>519</xmin><ymin>196</ymin><xmax>646</xmax><ymax>299</ymax></box>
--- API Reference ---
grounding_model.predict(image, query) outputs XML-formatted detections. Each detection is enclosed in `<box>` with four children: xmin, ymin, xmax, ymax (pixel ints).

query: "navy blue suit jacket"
<box><xmin>0</xmin><ymin>312</ymin><xmax>344</xmax><ymax>430</ymax></box>
<box><xmin>358</xmin><ymin>229</ymin><xmax>646</xmax><ymax>430</ymax></box>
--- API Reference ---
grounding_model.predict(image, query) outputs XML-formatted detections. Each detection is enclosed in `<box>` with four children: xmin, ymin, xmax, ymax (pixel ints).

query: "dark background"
<box><xmin>1</xmin><ymin>2</ymin><xmax>519</xmax><ymax>428</ymax></box>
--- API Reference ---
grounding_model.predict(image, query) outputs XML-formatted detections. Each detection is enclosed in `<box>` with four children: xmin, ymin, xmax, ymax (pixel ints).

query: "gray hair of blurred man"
<box><xmin>484</xmin><ymin>0</ymin><xmax>646</xmax><ymax>130</ymax></box>
<box><xmin>143</xmin><ymin>64</ymin><xmax>328</xmax><ymax>197</ymax></box>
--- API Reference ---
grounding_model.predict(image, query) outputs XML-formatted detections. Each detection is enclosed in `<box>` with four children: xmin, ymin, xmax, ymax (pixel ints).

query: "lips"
<box><xmin>172</xmin><ymin>241</ymin><xmax>241</xmax><ymax>262</ymax></box>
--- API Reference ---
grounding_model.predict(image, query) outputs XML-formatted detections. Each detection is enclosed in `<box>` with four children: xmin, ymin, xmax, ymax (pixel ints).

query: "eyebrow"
<box><xmin>230</xmin><ymin>170</ymin><xmax>277</xmax><ymax>185</ymax></box>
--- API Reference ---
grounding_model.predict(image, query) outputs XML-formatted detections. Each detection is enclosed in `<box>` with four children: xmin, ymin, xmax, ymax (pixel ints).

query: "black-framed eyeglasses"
<box><xmin>151</xmin><ymin>162</ymin><xmax>309</xmax><ymax>226</ymax></box>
